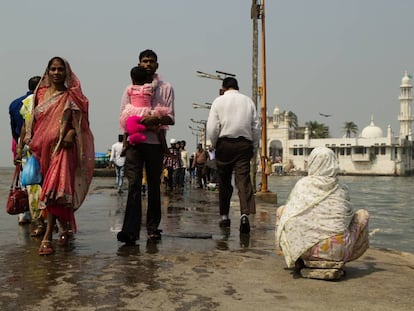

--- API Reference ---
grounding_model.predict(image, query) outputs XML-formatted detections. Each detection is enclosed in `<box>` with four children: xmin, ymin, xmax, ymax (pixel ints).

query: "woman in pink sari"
<box><xmin>24</xmin><ymin>57</ymin><xmax>94</xmax><ymax>255</ymax></box>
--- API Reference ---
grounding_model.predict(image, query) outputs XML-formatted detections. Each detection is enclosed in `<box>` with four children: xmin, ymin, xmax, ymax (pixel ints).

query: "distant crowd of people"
<box><xmin>109</xmin><ymin>138</ymin><xmax>218</xmax><ymax>194</ymax></box>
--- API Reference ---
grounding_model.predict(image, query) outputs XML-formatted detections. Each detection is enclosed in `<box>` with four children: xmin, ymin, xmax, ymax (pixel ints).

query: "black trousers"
<box><xmin>122</xmin><ymin>143</ymin><xmax>163</xmax><ymax>238</ymax></box>
<box><xmin>215</xmin><ymin>137</ymin><xmax>256</xmax><ymax>217</ymax></box>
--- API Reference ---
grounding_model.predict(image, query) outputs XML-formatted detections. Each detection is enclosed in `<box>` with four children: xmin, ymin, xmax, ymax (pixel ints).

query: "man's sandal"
<box><xmin>38</xmin><ymin>240</ymin><xmax>54</xmax><ymax>256</ymax></box>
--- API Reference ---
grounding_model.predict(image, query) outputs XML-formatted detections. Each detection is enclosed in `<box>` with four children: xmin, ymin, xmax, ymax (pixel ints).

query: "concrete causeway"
<box><xmin>1</xmin><ymin>177</ymin><xmax>413</xmax><ymax>310</ymax></box>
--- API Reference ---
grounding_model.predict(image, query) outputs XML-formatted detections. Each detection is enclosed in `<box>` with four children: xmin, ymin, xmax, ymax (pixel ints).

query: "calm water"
<box><xmin>0</xmin><ymin>167</ymin><xmax>412</xmax><ymax>253</ymax></box>
<box><xmin>267</xmin><ymin>175</ymin><xmax>414</xmax><ymax>253</ymax></box>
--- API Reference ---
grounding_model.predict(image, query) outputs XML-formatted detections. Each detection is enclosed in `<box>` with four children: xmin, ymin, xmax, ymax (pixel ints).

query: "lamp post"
<box><xmin>192</xmin><ymin>103</ymin><xmax>211</xmax><ymax>146</ymax></box>
<box><xmin>190</xmin><ymin>128</ymin><xmax>202</xmax><ymax>146</ymax></box>
<box><xmin>190</xmin><ymin>118</ymin><xmax>207</xmax><ymax>147</ymax></box>
<box><xmin>251</xmin><ymin>0</ymin><xmax>260</xmax><ymax>191</ymax></box>
<box><xmin>259</xmin><ymin>0</ymin><xmax>269</xmax><ymax>193</ymax></box>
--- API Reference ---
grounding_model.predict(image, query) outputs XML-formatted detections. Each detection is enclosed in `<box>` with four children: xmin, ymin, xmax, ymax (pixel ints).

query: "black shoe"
<box><xmin>240</xmin><ymin>233</ymin><xmax>250</xmax><ymax>248</ymax></box>
<box><xmin>239</xmin><ymin>215</ymin><xmax>250</xmax><ymax>234</ymax></box>
<box><xmin>117</xmin><ymin>231</ymin><xmax>137</xmax><ymax>245</ymax></box>
<box><xmin>148</xmin><ymin>229</ymin><xmax>162</xmax><ymax>241</ymax></box>
<box><xmin>219</xmin><ymin>218</ymin><xmax>231</xmax><ymax>228</ymax></box>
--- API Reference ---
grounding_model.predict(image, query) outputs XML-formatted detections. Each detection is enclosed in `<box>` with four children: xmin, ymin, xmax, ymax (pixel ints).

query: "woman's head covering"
<box><xmin>307</xmin><ymin>147</ymin><xmax>339</xmax><ymax>177</ymax></box>
<box><xmin>35</xmin><ymin>57</ymin><xmax>88</xmax><ymax>116</ymax></box>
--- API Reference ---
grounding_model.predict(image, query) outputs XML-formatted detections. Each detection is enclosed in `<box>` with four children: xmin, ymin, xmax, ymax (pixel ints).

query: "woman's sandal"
<box><xmin>58</xmin><ymin>230</ymin><xmax>74</xmax><ymax>246</ymax></box>
<box><xmin>38</xmin><ymin>240</ymin><xmax>54</xmax><ymax>256</ymax></box>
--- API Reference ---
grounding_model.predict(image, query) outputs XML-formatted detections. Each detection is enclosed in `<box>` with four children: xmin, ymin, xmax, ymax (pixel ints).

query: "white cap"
<box><xmin>170</xmin><ymin>138</ymin><xmax>177</xmax><ymax>144</ymax></box>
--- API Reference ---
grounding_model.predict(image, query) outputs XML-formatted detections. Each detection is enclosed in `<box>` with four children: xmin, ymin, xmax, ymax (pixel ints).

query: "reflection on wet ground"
<box><xmin>0</xmin><ymin>174</ymin><xmax>277</xmax><ymax>310</ymax></box>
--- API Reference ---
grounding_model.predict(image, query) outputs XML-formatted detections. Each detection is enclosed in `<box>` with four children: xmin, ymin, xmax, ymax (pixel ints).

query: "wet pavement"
<box><xmin>1</xmin><ymin>176</ymin><xmax>414</xmax><ymax>311</ymax></box>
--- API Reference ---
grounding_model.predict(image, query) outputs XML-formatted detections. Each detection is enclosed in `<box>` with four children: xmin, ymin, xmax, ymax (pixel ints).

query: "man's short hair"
<box><xmin>222</xmin><ymin>77</ymin><xmax>239</xmax><ymax>90</ymax></box>
<box><xmin>139</xmin><ymin>49</ymin><xmax>158</xmax><ymax>62</ymax></box>
<box><xmin>28</xmin><ymin>76</ymin><xmax>41</xmax><ymax>92</ymax></box>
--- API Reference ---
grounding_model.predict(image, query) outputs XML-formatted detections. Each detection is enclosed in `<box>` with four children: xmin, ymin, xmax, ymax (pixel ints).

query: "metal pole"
<box><xmin>251</xmin><ymin>0</ymin><xmax>259</xmax><ymax>191</ymax></box>
<box><xmin>203</xmin><ymin>123</ymin><xmax>207</xmax><ymax>147</ymax></box>
<box><xmin>260</xmin><ymin>0</ymin><xmax>269</xmax><ymax>192</ymax></box>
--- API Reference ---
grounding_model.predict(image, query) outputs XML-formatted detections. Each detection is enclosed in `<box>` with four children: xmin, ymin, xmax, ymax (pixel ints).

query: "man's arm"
<box><xmin>251</xmin><ymin>102</ymin><xmax>261</xmax><ymax>148</ymax></box>
<box><xmin>109</xmin><ymin>145</ymin><xmax>116</xmax><ymax>162</ymax></box>
<box><xmin>143</xmin><ymin>82</ymin><xmax>175</xmax><ymax>129</ymax></box>
<box><xmin>206</xmin><ymin>102</ymin><xmax>220</xmax><ymax>147</ymax></box>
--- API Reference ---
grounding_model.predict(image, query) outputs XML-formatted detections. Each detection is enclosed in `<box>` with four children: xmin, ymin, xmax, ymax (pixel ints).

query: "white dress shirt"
<box><xmin>206</xmin><ymin>90</ymin><xmax>260</xmax><ymax>147</ymax></box>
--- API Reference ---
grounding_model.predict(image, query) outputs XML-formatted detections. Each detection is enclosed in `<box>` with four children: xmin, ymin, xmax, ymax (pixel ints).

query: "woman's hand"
<box><xmin>14</xmin><ymin>147</ymin><xmax>23</xmax><ymax>165</ymax></box>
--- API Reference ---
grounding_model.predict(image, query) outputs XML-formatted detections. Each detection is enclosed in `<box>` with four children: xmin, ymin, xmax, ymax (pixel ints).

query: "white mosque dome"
<box><xmin>361</xmin><ymin>117</ymin><xmax>383</xmax><ymax>138</ymax></box>
<box><xmin>401</xmin><ymin>71</ymin><xmax>411</xmax><ymax>87</ymax></box>
<box><xmin>273</xmin><ymin>106</ymin><xmax>280</xmax><ymax>114</ymax></box>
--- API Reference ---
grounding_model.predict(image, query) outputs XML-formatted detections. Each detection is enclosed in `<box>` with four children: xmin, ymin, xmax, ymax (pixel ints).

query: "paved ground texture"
<box><xmin>1</xmin><ymin>178</ymin><xmax>414</xmax><ymax>311</ymax></box>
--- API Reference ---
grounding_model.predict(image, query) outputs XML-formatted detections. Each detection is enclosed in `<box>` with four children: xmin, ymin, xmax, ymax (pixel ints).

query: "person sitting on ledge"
<box><xmin>275</xmin><ymin>147</ymin><xmax>369</xmax><ymax>280</ymax></box>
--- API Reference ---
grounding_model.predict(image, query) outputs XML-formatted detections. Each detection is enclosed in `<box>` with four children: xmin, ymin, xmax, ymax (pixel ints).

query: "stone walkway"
<box><xmin>1</xmin><ymin>178</ymin><xmax>413</xmax><ymax>310</ymax></box>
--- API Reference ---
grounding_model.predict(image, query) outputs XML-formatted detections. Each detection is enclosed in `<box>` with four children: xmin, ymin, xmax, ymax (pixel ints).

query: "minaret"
<box><xmin>272</xmin><ymin>106</ymin><xmax>280</xmax><ymax>128</ymax></box>
<box><xmin>398</xmin><ymin>71</ymin><xmax>414</xmax><ymax>140</ymax></box>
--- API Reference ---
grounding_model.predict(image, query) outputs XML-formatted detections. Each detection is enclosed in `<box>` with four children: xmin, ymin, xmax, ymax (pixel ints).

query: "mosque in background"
<box><xmin>267</xmin><ymin>71</ymin><xmax>414</xmax><ymax>176</ymax></box>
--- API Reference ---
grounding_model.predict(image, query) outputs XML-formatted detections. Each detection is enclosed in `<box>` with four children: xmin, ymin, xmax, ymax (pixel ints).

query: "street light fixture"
<box><xmin>190</xmin><ymin>118</ymin><xmax>207</xmax><ymax>125</ymax></box>
<box><xmin>190</xmin><ymin>119</ymin><xmax>207</xmax><ymax>147</ymax></box>
<box><xmin>190</xmin><ymin>130</ymin><xmax>201</xmax><ymax>146</ymax></box>
<box><xmin>196</xmin><ymin>70</ymin><xmax>236</xmax><ymax>81</ymax></box>
<box><xmin>192</xmin><ymin>102</ymin><xmax>212</xmax><ymax>110</ymax></box>
<box><xmin>189</xmin><ymin>125</ymin><xmax>203</xmax><ymax>132</ymax></box>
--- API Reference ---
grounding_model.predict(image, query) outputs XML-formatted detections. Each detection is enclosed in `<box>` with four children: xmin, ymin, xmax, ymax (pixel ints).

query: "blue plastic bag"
<box><xmin>21</xmin><ymin>155</ymin><xmax>42</xmax><ymax>187</ymax></box>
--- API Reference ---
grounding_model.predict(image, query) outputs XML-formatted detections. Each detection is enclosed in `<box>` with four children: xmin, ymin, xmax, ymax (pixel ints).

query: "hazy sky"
<box><xmin>1</xmin><ymin>0</ymin><xmax>414</xmax><ymax>167</ymax></box>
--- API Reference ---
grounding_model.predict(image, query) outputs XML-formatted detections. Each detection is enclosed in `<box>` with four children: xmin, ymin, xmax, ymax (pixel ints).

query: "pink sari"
<box><xmin>26</xmin><ymin>58</ymin><xmax>95</xmax><ymax>231</ymax></box>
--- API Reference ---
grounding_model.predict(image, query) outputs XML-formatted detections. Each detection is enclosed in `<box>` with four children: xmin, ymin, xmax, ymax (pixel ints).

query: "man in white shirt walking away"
<box><xmin>110</xmin><ymin>134</ymin><xmax>126</xmax><ymax>193</ymax></box>
<box><xmin>207</xmin><ymin>77</ymin><xmax>261</xmax><ymax>234</ymax></box>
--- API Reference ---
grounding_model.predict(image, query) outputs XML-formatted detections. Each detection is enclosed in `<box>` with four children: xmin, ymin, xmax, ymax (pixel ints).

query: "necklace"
<box><xmin>46</xmin><ymin>88</ymin><xmax>64</xmax><ymax>99</ymax></box>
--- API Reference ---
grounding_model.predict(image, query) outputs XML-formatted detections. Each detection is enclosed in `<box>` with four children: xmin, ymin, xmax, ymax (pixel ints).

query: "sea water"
<box><xmin>267</xmin><ymin>175</ymin><xmax>414</xmax><ymax>253</ymax></box>
<box><xmin>0</xmin><ymin>167</ymin><xmax>412</xmax><ymax>253</ymax></box>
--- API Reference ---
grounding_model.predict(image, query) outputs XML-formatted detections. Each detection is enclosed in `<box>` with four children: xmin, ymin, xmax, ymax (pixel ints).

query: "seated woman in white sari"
<box><xmin>275</xmin><ymin>147</ymin><xmax>369</xmax><ymax>279</ymax></box>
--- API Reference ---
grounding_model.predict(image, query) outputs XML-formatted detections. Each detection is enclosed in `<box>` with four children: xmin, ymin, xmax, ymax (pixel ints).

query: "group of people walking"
<box><xmin>163</xmin><ymin>141</ymin><xmax>217</xmax><ymax>191</ymax></box>
<box><xmin>8</xmin><ymin>49</ymin><xmax>370</xmax><ymax>281</ymax></box>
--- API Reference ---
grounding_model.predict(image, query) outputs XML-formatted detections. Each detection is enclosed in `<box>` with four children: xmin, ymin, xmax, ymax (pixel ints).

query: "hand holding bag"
<box><xmin>6</xmin><ymin>165</ymin><xmax>29</xmax><ymax>215</ymax></box>
<box><xmin>21</xmin><ymin>154</ymin><xmax>42</xmax><ymax>187</ymax></box>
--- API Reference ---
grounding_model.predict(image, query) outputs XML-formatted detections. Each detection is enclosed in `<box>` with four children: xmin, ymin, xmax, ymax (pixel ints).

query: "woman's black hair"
<box><xmin>47</xmin><ymin>56</ymin><xmax>66</xmax><ymax>70</ymax></box>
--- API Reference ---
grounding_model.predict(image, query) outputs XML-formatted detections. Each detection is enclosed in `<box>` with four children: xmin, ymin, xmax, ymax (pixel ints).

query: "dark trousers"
<box><xmin>195</xmin><ymin>163</ymin><xmax>207</xmax><ymax>187</ymax></box>
<box><xmin>216</xmin><ymin>137</ymin><xmax>256</xmax><ymax>216</ymax></box>
<box><xmin>122</xmin><ymin>143</ymin><xmax>163</xmax><ymax>238</ymax></box>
